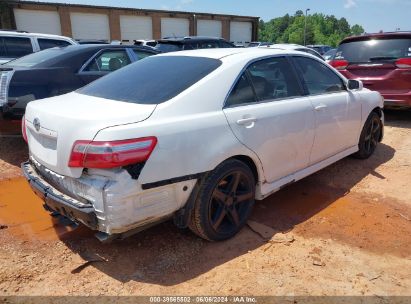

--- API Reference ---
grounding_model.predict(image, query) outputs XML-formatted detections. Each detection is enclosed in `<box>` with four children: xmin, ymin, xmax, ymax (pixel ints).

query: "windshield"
<box><xmin>155</xmin><ymin>43</ymin><xmax>183</xmax><ymax>53</ymax></box>
<box><xmin>78</xmin><ymin>56</ymin><xmax>222</xmax><ymax>104</ymax></box>
<box><xmin>336</xmin><ymin>38</ymin><xmax>411</xmax><ymax>63</ymax></box>
<box><xmin>3</xmin><ymin>48</ymin><xmax>62</xmax><ymax>67</ymax></box>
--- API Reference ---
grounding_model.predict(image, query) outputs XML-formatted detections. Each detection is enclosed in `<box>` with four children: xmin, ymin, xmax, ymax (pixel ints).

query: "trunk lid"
<box><xmin>25</xmin><ymin>92</ymin><xmax>156</xmax><ymax>178</ymax></box>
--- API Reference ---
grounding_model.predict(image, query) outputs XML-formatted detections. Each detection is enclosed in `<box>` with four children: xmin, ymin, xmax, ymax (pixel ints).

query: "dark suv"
<box><xmin>154</xmin><ymin>36</ymin><xmax>235</xmax><ymax>53</ymax></box>
<box><xmin>330</xmin><ymin>32</ymin><xmax>411</xmax><ymax>109</ymax></box>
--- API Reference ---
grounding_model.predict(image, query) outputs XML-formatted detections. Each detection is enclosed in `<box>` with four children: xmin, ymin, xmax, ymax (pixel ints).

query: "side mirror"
<box><xmin>348</xmin><ymin>79</ymin><xmax>363</xmax><ymax>91</ymax></box>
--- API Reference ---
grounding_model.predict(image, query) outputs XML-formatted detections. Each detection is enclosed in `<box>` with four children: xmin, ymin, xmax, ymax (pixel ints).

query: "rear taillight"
<box><xmin>395</xmin><ymin>58</ymin><xmax>411</xmax><ymax>69</ymax></box>
<box><xmin>68</xmin><ymin>137</ymin><xmax>157</xmax><ymax>168</ymax></box>
<box><xmin>0</xmin><ymin>70</ymin><xmax>13</xmax><ymax>107</ymax></box>
<box><xmin>330</xmin><ymin>59</ymin><xmax>349</xmax><ymax>70</ymax></box>
<box><xmin>22</xmin><ymin>115</ymin><xmax>28</xmax><ymax>143</ymax></box>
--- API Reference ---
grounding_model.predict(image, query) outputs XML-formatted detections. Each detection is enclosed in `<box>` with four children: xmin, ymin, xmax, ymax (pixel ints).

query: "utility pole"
<box><xmin>304</xmin><ymin>8</ymin><xmax>310</xmax><ymax>46</ymax></box>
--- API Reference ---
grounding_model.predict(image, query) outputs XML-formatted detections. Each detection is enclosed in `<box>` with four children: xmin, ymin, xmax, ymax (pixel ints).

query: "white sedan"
<box><xmin>22</xmin><ymin>48</ymin><xmax>384</xmax><ymax>242</ymax></box>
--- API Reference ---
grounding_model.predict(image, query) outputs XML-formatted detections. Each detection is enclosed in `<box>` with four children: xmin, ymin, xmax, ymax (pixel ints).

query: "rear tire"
<box><xmin>353</xmin><ymin>112</ymin><xmax>382</xmax><ymax>159</ymax></box>
<box><xmin>188</xmin><ymin>159</ymin><xmax>256</xmax><ymax>241</ymax></box>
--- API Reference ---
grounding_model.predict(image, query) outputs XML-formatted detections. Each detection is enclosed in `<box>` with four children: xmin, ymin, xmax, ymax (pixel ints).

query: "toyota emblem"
<box><xmin>33</xmin><ymin>118</ymin><xmax>41</xmax><ymax>132</ymax></box>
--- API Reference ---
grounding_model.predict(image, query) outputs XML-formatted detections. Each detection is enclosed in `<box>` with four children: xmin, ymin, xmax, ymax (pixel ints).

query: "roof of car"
<box><xmin>0</xmin><ymin>30</ymin><xmax>75</xmax><ymax>41</ymax></box>
<box><xmin>306</xmin><ymin>44</ymin><xmax>330</xmax><ymax>47</ymax></box>
<box><xmin>264</xmin><ymin>43</ymin><xmax>305</xmax><ymax>50</ymax></box>
<box><xmin>157</xmin><ymin>47</ymin><xmax>316</xmax><ymax>61</ymax></box>
<box><xmin>47</xmin><ymin>44</ymin><xmax>158</xmax><ymax>53</ymax></box>
<box><xmin>158</xmin><ymin>36</ymin><xmax>226</xmax><ymax>42</ymax></box>
<box><xmin>341</xmin><ymin>31</ymin><xmax>411</xmax><ymax>43</ymax></box>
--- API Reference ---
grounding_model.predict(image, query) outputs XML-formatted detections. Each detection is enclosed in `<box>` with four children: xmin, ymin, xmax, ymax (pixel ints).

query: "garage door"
<box><xmin>14</xmin><ymin>9</ymin><xmax>62</xmax><ymax>35</ymax></box>
<box><xmin>161</xmin><ymin>18</ymin><xmax>189</xmax><ymax>38</ymax></box>
<box><xmin>70</xmin><ymin>12</ymin><xmax>110</xmax><ymax>41</ymax></box>
<box><xmin>120</xmin><ymin>15</ymin><xmax>153</xmax><ymax>44</ymax></box>
<box><xmin>197</xmin><ymin>20</ymin><xmax>222</xmax><ymax>37</ymax></box>
<box><xmin>230</xmin><ymin>21</ymin><xmax>252</xmax><ymax>46</ymax></box>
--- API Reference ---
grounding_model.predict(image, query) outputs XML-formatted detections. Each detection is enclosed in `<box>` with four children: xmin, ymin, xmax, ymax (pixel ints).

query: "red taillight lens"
<box><xmin>21</xmin><ymin>115</ymin><xmax>28</xmax><ymax>143</ymax></box>
<box><xmin>68</xmin><ymin>137</ymin><xmax>157</xmax><ymax>168</ymax></box>
<box><xmin>395</xmin><ymin>58</ymin><xmax>411</xmax><ymax>69</ymax></box>
<box><xmin>330</xmin><ymin>59</ymin><xmax>349</xmax><ymax>70</ymax></box>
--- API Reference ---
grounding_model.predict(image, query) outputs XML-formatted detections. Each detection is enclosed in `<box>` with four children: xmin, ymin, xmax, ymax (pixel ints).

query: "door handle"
<box><xmin>236</xmin><ymin>117</ymin><xmax>257</xmax><ymax>125</ymax></box>
<box><xmin>314</xmin><ymin>104</ymin><xmax>327</xmax><ymax>111</ymax></box>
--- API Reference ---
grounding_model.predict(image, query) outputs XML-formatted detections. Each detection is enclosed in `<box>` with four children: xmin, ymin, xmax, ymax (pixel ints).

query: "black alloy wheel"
<box><xmin>189</xmin><ymin>159</ymin><xmax>256</xmax><ymax>241</ymax></box>
<box><xmin>354</xmin><ymin>112</ymin><xmax>382</xmax><ymax>159</ymax></box>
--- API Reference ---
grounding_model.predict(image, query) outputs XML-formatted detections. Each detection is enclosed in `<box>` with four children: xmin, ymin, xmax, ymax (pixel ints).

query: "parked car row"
<box><xmin>20</xmin><ymin>47</ymin><xmax>384</xmax><ymax>242</ymax></box>
<box><xmin>0</xmin><ymin>30</ymin><xmax>77</xmax><ymax>64</ymax></box>
<box><xmin>0</xmin><ymin>44</ymin><xmax>158</xmax><ymax>119</ymax></box>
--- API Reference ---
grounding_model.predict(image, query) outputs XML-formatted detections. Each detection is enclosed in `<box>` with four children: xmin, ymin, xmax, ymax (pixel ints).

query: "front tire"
<box><xmin>353</xmin><ymin>112</ymin><xmax>382</xmax><ymax>159</ymax></box>
<box><xmin>188</xmin><ymin>159</ymin><xmax>256</xmax><ymax>241</ymax></box>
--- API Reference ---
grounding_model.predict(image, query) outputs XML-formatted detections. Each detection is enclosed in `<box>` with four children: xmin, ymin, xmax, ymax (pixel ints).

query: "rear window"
<box><xmin>3</xmin><ymin>48</ymin><xmax>61</xmax><ymax>67</ymax></box>
<box><xmin>78</xmin><ymin>56</ymin><xmax>222</xmax><ymax>104</ymax></box>
<box><xmin>336</xmin><ymin>38</ymin><xmax>411</xmax><ymax>63</ymax></box>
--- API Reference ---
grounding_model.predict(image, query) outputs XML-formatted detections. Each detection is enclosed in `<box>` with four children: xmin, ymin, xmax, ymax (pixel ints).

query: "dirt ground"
<box><xmin>0</xmin><ymin>110</ymin><xmax>410</xmax><ymax>296</ymax></box>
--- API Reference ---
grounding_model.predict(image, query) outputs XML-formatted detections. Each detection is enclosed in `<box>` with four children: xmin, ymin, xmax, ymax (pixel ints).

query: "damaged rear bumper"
<box><xmin>21</xmin><ymin>159</ymin><xmax>198</xmax><ymax>239</ymax></box>
<box><xmin>21</xmin><ymin>161</ymin><xmax>98</xmax><ymax>229</ymax></box>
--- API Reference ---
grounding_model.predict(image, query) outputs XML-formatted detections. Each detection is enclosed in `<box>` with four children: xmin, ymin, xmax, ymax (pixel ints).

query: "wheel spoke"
<box><xmin>369</xmin><ymin>120</ymin><xmax>374</xmax><ymax>135</ymax></box>
<box><xmin>366</xmin><ymin>137</ymin><xmax>371</xmax><ymax>152</ymax></box>
<box><xmin>227</xmin><ymin>172</ymin><xmax>241</xmax><ymax>194</ymax></box>
<box><xmin>372</xmin><ymin>123</ymin><xmax>380</xmax><ymax>134</ymax></box>
<box><xmin>236</xmin><ymin>191</ymin><xmax>254</xmax><ymax>203</ymax></box>
<box><xmin>213</xmin><ymin>189</ymin><xmax>228</xmax><ymax>205</ymax></box>
<box><xmin>227</xmin><ymin>207</ymin><xmax>240</xmax><ymax>227</ymax></box>
<box><xmin>212</xmin><ymin>207</ymin><xmax>227</xmax><ymax>231</ymax></box>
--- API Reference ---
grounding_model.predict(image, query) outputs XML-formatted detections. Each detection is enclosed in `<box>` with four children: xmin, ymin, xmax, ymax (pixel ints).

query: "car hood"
<box><xmin>25</xmin><ymin>91</ymin><xmax>157</xmax><ymax>177</ymax></box>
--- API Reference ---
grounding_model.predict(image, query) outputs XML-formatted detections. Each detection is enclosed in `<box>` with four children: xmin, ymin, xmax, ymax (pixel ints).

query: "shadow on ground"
<box><xmin>0</xmin><ymin>137</ymin><xmax>27</xmax><ymax>168</ymax></box>
<box><xmin>384</xmin><ymin>109</ymin><xmax>411</xmax><ymax>128</ymax></box>
<box><xmin>55</xmin><ymin>142</ymin><xmax>396</xmax><ymax>286</ymax></box>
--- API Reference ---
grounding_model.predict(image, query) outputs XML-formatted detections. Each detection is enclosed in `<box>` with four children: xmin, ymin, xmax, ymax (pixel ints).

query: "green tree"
<box><xmin>351</xmin><ymin>24</ymin><xmax>365</xmax><ymax>36</ymax></box>
<box><xmin>258</xmin><ymin>12</ymin><xmax>365</xmax><ymax>47</ymax></box>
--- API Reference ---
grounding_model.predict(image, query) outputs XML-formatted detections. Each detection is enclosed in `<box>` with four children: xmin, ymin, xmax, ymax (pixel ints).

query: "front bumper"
<box><xmin>21</xmin><ymin>161</ymin><xmax>98</xmax><ymax>229</ymax></box>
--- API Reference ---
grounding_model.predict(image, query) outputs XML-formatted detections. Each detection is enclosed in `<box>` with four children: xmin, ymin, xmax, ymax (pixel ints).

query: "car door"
<box><xmin>292</xmin><ymin>56</ymin><xmax>362</xmax><ymax>165</ymax></box>
<box><xmin>223</xmin><ymin>56</ymin><xmax>316</xmax><ymax>183</ymax></box>
<box><xmin>78</xmin><ymin>48</ymin><xmax>132</xmax><ymax>84</ymax></box>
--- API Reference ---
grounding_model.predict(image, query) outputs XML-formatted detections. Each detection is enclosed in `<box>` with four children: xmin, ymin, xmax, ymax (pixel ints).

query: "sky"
<box><xmin>25</xmin><ymin>0</ymin><xmax>411</xmax><ymax>33</ymax></box>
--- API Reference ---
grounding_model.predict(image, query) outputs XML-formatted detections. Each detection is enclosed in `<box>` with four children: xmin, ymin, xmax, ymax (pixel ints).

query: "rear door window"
<box><xmin>132</xmin><ymin>49</ymin><xmax>154</xmax><ymax>60</ymax></box>
<box><xmin>197</xmin><ymin>41</ymin><xmax>219</xmax><ymax>49</ymax></box>
<box><xmin>84</xmin><ymin>50</ymin><xmax>131</xmax><ymax>72</ymax></box>
<box><xmin>38</xmin><ymin>38</ymin><xmax>71</xmax><ymax>50</ymax></box>
<box><xmin>182</xmin><ymin>43</ymin><xmax>198</xmax><ymax>50</ymax></box>
<box><xmin>247</xmin><ymin>57</ymin><xmax>303</xmax><ymax>101</ymax></box>
<box><xmin>155</xmin><ymin>43</ymin><xmax>183</xmax><ymax>52</ymax></box>
<box><xmin>225</xmin><ymin>73</ymin><xmax>256</xmax><ymax>107</ymax></box>
<box><xmin>78</xmin><ymin>56</ymin><xmax>222</xmax><ymax>104</ymax></box>
<box><xmin>226</xmin><ymin>57</ymin><xmax>303</xmax><ymax>107</ymax></box>
<box><xmin>336</xmin><ymin>38</ymin><xmax>411</xmax><ymax>63</ymax></box>
<box><xmin>219</xmin><ymin>41</ymin><xmax>235</xmax><ymax>48</ymax></box>
<box><xmin>294</xmin><ymin>56</ymin><xmax>346</xmax><ymax>95</ymax></box>
<box><xmin>1</xmin><ymin>37</ymin><xmax>33</xmax><ymax>57</ymax></box>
